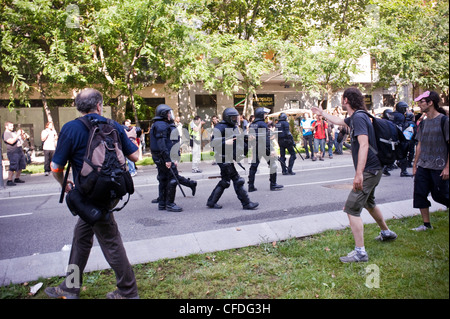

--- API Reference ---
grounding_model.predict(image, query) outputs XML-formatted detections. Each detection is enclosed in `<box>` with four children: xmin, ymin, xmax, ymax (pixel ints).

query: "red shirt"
<box><xmin>312</xmin><ymin>120</ymin><xmax>328</xmax><ymax>139</ymax></box>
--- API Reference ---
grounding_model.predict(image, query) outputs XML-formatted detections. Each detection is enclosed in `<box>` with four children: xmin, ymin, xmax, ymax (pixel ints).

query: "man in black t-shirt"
<box><xmin>312</xmin><ymin>88</ymin><xmax>398</xmax><ymax>263</ymax></box>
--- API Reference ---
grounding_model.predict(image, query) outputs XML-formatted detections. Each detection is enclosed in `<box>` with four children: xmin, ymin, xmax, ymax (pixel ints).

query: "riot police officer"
<box><xmin>150</xmin><ymin>119</ymin><xmax>197</xmax><ymax>205</ymax></box>
<box><xmin>275</xmin><ymin>112</ymin><xmax>296</xmax><ymax>175</ymax></box>
<box><xmin>248</xmin><ymin>107</ymin><xmax>283</xmax><ymax>192</ymax></box>
<box><xmin>207</xmin><ymin>108</ymin><xmax>259</xmax><ymax>210</ymax></box>
<box><xmin>150</xmin><ymin>104</ymin><xmax>185</xmax><ymax>212</ymax></box>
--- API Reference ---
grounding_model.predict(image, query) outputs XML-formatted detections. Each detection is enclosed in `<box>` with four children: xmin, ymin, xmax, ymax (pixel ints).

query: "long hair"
<box><xmin>424</xmin><ymin>91</ymin><xmax>446</xmax><ymax>115</ymax></box>
<box><xmin>343</xmin><ymin>87</ymin><xmax>366</xmax><ymax>111</ymax></box>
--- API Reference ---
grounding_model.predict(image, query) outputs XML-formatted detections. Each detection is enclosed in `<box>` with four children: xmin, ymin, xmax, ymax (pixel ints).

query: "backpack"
<box><xmin>75</xmin><ymin>116</ymin><xmax>134</xmax><ymax>211</ymax></box>
<box><xmin>355</xmin><ymin>111</ymin><xmax>407</xmax><ymax>166</ymax></box>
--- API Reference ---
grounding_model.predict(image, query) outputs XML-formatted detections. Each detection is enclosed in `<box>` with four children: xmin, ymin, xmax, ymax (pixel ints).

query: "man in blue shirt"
<box><xmin>312</xmin><ymin>88</ymin><xmax>398</xmax><ymax>263</ymax></box>
<box><xmin>45</xmin><ymin>88</ymin><xmax>140</xmax><ymax>299</ymax></box>
<box><xmin>300</xmin><ymin>112</ymin><xmax>316</xmax><ymax>160</ymax></box>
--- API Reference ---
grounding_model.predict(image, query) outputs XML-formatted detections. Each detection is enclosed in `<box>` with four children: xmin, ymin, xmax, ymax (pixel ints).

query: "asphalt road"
<box><xmin>0</xmin><ymin>154</ymin><xmax>415</xmax><ymax>260</ymax></box>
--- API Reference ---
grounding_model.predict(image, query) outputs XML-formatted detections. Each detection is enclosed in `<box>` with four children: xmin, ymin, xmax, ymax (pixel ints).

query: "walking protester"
<box><xmin>326</xmin><ymin>119</ymin><xmax>335</xmax><ymax>159</ymax></box>
<box><xmin>45</xmin><ymin>88</ymin><xmax>139</xmax><ymax>299</ymax></box>
<box><xmin>275</xmin><ymin>112</ymin><xmax>296</xmax><ymax>175</ymax></box>
<box><xmin>123</xmin><ymin>119</ymin><xmax>139</xmax><ymax>176</ymax></box>
<box><xmin>174</xmin><ymin>116</ymin><xmax>186</xmax><ymax>153</ymax></box>
<box><xmin>248</xmin><ymin>107</ymin><xmax>284</xmax><ymax>192</ymax></box>
<box><xmin>412</xmin><ymin>90</ymin><xmax>449</xmax><ymax>231</ymax></box>
<box><xmin>207</xmin><ymin>108</ymin><xmax>258</xmax><ymax>210</ymax></box>
<box><xmin>312</xmin><ymin>114</ymin><xmax>328</xmax><ymax>161</ymax></box>
<box><xmin>150</xmin><ymin>104</ymin><xmax>184</xmax><ymax>212</ymax></box>
<box><xmin>2</xmin><ymin>121</ymin><xmax>27</xmax><ymax>186</ymax></box>
<box><xmin>332</xmin><ymin>107</ymin><xmax>346</xmax><ymax>155</ymax></box>
<box><xmin>312</xmin><ymin>87</ymin><xmax>398</xmax><ymax>263</ymax></box>
<box><xmin>239</xmin><ymin>114</ymin><xmax>249</xmax><ymax>133</ymax></box>
<box><xmin>189</xmin><ymin>115</ymin><xmax>204</xmax><ymax>173</ymax></box>
<box><xmin>41</xmin><ymin>121</ymin><xmax>58</xmax><ymax>176</ymax></box>
<box><xmin>300</xmin><ymin>112</ymin><xmax>315</xmax><ymax>159</ymax></box>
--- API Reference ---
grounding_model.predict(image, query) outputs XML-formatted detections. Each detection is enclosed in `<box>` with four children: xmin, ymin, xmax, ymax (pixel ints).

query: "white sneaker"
<box><xmin>339</xmin><ymin>250</ymin><xmax>369</xmax><ymax>263</ymax></box>
<box><xmin>411</xmin><ymin>225</ymin><xmax>432</xmax><ymax>232</ymax></box>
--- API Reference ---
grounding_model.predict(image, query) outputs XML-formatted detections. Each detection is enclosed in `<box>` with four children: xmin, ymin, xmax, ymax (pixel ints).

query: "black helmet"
<box><xmin>279</xmin><ymin>113</ymin><xmax>287</xmax><ymax>121</ymax></box>
<box><xmin>153</xmin><ymin>104</ymin><xmax>173</xmax><ymax>120</ymax></box>
<box><xmin>382</xmin><ymin>108</ymin><xmax>393</xmax><ymax>120</ymax></box>
<box><xmin>395</xmin><ymin>101</ymin><xmax>408</xmax><ymax>114</ymax></box>
<box><xmin>254</xmin><ymin>107</ymin><xmax>270</xmax><ymax>120</ymax></box>
<box><xmin>223</xmin><ymin>107</ymin><xmax>239</xmax><ymax>126</ymax></box>
<box><xmin>405</xmin><ymin>112</ymin><xmax>414</xmax><ymax>121</ymax></box>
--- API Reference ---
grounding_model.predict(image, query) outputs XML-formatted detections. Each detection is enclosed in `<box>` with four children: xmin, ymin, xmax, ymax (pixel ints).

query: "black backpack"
<box><xmin>74</xmin><ymin>116</ymin><xmax>134</xmax><ymax>211</ymax></box>
<box><xmin>355</xmin><ymin>111</ymin><xmax>407</xmax><ymax>166</ymax></box>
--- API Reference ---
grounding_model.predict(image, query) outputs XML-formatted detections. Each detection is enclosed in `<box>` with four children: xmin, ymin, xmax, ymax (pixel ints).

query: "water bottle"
<box><xmin>403</xmin><ymin>124</ymin><xmax>414</xmax><ymax>140</ymax></box>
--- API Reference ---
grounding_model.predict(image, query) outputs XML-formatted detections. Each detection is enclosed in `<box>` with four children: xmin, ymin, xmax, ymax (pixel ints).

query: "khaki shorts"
<box><xmin>344</xmin><ymin>170</ymin><xmax>382</xmax><ymax>217</ymax></box>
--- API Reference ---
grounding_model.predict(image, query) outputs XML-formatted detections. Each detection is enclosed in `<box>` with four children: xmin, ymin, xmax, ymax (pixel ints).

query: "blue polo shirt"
<box><xmin>52</xmin><ymin>113</ymin><xmax>138</xmax><ymax>181</ymax></box>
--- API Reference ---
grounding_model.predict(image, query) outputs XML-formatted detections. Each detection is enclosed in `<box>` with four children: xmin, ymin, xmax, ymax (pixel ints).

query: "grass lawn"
<box><xmin>1</xmin><ymin>210</ymin><xmax>448</xmax><ymax>300</ymax></box>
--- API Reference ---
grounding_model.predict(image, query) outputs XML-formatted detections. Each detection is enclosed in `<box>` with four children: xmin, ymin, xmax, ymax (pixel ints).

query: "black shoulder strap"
<box><xmin>76</xmin><ymin>116</ymin><xmax>95</xmax><ymax>131</ymax></box>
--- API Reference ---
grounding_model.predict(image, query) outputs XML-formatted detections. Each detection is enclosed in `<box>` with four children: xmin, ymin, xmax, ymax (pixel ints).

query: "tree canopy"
<box><xmin>1</xmin><ymin>0</ymin><xmax>448</xmax><ymax>121</ymax></box>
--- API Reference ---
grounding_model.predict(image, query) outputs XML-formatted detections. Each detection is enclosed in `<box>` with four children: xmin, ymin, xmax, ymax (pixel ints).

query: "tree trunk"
<box><xmin>116</xmin><ymin>95</ymin><xmax>128</xmax><ymax>125</ymax></box>
<box><xmin>37</xmin><ymin>71</ymin><xmax>53</xmax><ymax>123</ymax></box>
<box><xmin>326</xmin><ymin>86</ymin><xmax>334</xmax><ymax>111</ymax></box>
<box><xmin>127</xmin><ymin>81</ymin><xmax>140</xmax><ymax>127</ymax></box>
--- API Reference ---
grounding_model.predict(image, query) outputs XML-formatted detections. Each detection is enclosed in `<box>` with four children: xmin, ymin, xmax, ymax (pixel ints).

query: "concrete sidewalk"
<box><xmin>0</xmin><ymin>152</ymin><xmax>447</xmax><ymax>286</ymax></box>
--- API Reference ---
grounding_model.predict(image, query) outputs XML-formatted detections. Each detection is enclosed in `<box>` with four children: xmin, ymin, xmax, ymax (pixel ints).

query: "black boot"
<box><xmin>270</xmin><ymin>173</ymin><xmax>283</xmax><ymax>191</ymax></box>
<box><xmin>207</xmin><ymin>180</ymin><xmax>229</xmax><ymax>209</ymax></box>
<box><xmin>189</xmin><ymin>180</ymin><xmax>197</xmax><ymax>196</ymax></box>
<box><xmin>233</xmin><ymin>176</ymin><xmax>253</xmax><ymax>208</ymax></box>
<box><xmin>243</xmin><ymin>202</ymin><xmax>259</xmax><ymax>210</ymax></box>
<box><xmin>179</xmin><ymin>176</ymin><xmax>197</xmax><ymax>196</ymax></box>
<box><xmin>400</xmin><ymin>169</ymin><xmax>413</xmax><ymax>177</ymax></box>
<box><xmin>166</xmin><ymin>179</ymin><xmax>183</xmax><ymax>212</ymax></box>
<box><xmin>248</xmin><ymin>166</ymin><xmax>257</xmax><ymax>192</ymax></box>
<box><xmin>166</xmin><ymin>203</ymin><xmax>183</xmax><ymax>212</ymax></box>
<box><xmin>288</xmin><ymin>154</ymin><xmax>296</xmax><ymax>175</ymax></box>
<box><xmin>280</xmin><ymin>157</ymin><xmax>288</xmax><ymax>175</ymax></box>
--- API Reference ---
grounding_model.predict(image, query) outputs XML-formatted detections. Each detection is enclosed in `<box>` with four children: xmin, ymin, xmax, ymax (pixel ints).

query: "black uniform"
<box><xmin>207</xmin><ymin>108</ymin><xmax>258</xmax><ymax>210</ymax></box>
<box><xmin>248</xmin><ymin>108</ymin><xmax>283</xmax><ymax>192</ymax></box>
<box><xmin>388</xmin><ymin>102</ymin><xmax>413</xmax><ymax>177</ymax></box>
<box><xmin>150</xmin><ymin>104</ymin><xmax>191</xmax><ymax>212</ymax></box>
<box><xmin>275</xmin><ymin>115</ymin><xmax>296</xmax><ymax>175</ymax></box>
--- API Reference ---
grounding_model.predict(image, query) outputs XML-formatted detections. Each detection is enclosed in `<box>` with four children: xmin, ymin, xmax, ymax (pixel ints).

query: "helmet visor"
<box><xmin>230</xmin><ymin>115</ymin><xmax>239</xmax><ymax>125</ymax></box>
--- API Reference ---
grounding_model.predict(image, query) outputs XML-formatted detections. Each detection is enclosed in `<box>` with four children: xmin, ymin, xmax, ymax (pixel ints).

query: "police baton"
<box><xmin>168</xmin><ymin>164</ymin><xmax>186</xmax><ymax>197</ymax></box>
<box><xmin>277</xmin><ymin>156</ymin><xmax>289</xmax><ymax>171</ymax></box>
<box><xmin>293</xmin><ymin>145</ymin><xmax>305</xmax><ymax>161</ymax></box>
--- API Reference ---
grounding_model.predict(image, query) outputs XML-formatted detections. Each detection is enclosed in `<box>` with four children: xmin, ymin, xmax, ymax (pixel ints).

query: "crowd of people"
<box><xmin>1</xmin><ymin>87</ymin><xmax>448</xmax><ymax>299</ymax></box>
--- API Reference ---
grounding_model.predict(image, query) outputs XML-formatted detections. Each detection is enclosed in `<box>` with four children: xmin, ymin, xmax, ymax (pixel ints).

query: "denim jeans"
<box><xmin>314</xmin><ymin>138</ymin><xmax>326</xmax><ymax>157</ymax></box>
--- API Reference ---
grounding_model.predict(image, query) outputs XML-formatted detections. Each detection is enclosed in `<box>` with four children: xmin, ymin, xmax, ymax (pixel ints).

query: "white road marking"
<box><xmin>0</xmin><ymin>212</ymin><xmax>33</xmax><ymax>218</ymax></box>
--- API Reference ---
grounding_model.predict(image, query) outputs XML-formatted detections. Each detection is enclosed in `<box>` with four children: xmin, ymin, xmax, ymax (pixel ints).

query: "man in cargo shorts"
<box><xmin>312</xmin><ymin>87</ymin><xmax>398</xmax><ymax>263</ymax></box>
